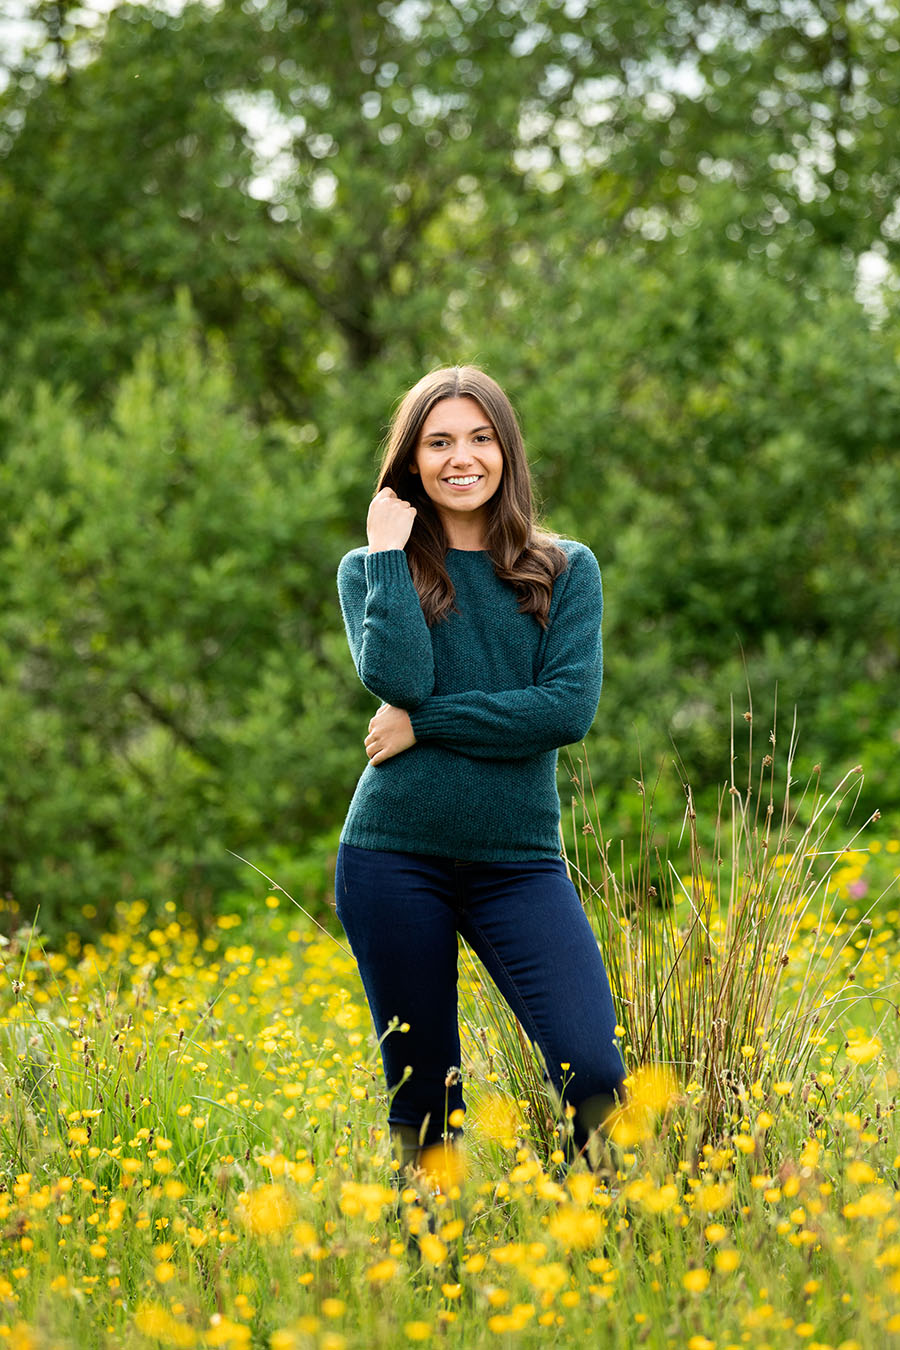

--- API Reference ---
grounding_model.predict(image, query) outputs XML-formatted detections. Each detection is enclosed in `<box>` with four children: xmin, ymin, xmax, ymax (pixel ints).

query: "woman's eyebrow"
<box><xmin>423</xmin><ymin>424</ymin><xmax>493</xmax><ymax>438</ymax></box>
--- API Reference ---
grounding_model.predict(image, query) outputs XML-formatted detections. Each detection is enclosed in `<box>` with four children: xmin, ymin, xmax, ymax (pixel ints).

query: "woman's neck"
<box><xmin>440</xmin><ymin>510</ymin><xmax>489</xmax><ymax>552</ymax></box>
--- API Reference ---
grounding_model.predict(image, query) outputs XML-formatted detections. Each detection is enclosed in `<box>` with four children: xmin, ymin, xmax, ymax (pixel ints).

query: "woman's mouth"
<box><xmin>444</xmin><ymin>475</ymin><xmax>482</xmax><ymax>488</ymax></box>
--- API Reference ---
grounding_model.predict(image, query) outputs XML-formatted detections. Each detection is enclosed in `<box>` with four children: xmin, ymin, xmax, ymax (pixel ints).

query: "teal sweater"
<box><xmin>336</xmin><ymin>541</ymin><xmax>603</xmax><ymax>861</ymax></box>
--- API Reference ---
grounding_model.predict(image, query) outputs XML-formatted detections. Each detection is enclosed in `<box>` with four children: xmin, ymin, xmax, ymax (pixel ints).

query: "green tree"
<box><xmin>0</xmin><ymin>308</ymin><xmax>369</xmax><ymax>929</ymax></box>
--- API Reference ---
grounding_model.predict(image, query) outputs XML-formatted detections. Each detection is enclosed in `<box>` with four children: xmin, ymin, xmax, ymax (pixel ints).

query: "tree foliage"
<box><xmin>0</xmin><ymin>308</ymin><xmax>364</xmax><ymax>921</ymax></box>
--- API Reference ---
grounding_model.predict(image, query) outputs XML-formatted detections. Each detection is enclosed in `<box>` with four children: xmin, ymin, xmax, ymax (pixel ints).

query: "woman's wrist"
<box><xmin>364</xmin><ymin>548</ymin><xmax>414</xmax><ymax>588</ymax></box>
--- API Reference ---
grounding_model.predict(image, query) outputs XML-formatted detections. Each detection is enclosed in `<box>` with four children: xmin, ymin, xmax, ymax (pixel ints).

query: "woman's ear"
<box><xmin>408</xmin><ymin>464</ymin><xmax>419</xmax><ymax>475</ymax></box>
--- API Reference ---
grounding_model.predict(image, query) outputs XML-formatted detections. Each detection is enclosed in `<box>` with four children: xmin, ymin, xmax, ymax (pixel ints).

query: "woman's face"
<box><xmin>411</xmin><ymin>397</ymin><xmax>504</xmax><ymax>531</ymax></box>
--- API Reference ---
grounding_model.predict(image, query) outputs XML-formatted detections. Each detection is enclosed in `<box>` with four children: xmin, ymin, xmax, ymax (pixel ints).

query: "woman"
<box><xmin>335</xmin><ymin>365</ymin><xmax>625</xmax><ymax>1170</ymax></box>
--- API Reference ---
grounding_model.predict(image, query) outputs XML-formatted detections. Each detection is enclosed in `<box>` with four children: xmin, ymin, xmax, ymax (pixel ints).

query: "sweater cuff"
<box><xmin>409</xmin><ymin>698</ymin><xmax>454</xmax><ymax>740</ymax></box>
<box><xmin>364</xmin><ymin>548</ymin><xmax>412</xmax><ymax>588</ymax></box>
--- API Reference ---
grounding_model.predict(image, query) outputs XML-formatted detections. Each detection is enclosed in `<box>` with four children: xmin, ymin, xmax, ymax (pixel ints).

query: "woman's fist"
<box><xmin>367</xmin><ymin>487</ymin><xmax>417</xmax><ymax>553</ymax></box>
<box><xmin>365</xmin><ymin>704</ymin><xmax>417</xmax><ymax>764</ymax></box>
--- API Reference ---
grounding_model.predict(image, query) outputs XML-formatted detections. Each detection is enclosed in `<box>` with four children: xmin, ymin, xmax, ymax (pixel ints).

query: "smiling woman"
<box><xmin>334</xmin><ymin>366</ymin><xmax>626</xmax><ymax>1172</ymax></box>
<box><xmin>409</xmin><ymin>396</ymin><xmax>504</xmax><ymax>547</ymax></box>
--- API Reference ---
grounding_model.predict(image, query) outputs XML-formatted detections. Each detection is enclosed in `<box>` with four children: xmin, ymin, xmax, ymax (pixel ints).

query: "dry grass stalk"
<box><xmin>464</xmin><ymin>701</ymin><xmax>887</xmax><ymax>1154</ymax></box>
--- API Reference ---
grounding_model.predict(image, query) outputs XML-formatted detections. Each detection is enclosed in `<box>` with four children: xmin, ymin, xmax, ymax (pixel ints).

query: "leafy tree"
<box><xmin>0</xmin><ymin>307</ymin><xmax>368</xmax><ymax>929</ymax></box>
<box><xmin>2</xmin><ymin>0</ymin><xmax>672</xmax><ymax>412</ymax></box>
<box><xmin>16</xmin><ymin>0</ymin><xmax>900</xmax><ymax>415</ymax></box>
<box><xmin>531</xmin><ymin>235</ymin><xmax>900</xmax><ymax>832</ymax></box>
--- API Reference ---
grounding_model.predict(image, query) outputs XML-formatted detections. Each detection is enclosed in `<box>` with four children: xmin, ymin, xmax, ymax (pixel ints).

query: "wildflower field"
<box><xmin>3</xmin><ymin>753</ymin><xmax>900</xmax><ymax>1350</ymax></box>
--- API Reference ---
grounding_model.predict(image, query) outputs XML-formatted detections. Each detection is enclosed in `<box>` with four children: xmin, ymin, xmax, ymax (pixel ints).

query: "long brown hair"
<box><xmin>376</xmin><ymin>366</ymin><xmax>567</xmax><ymax>628</ymax></box>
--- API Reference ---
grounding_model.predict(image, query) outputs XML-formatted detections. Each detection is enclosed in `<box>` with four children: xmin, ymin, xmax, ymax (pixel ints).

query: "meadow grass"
<box><xmin>2</xmin><ymin>754</ymin><xmax>900</xmax><ymax>1349</ymax></box>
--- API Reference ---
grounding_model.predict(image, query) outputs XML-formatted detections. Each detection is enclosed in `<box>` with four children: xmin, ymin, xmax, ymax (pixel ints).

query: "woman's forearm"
<box><xmin>338</xmin><ymin>548</ymin><xmax>435</xmax><ymax>708</ymax></box>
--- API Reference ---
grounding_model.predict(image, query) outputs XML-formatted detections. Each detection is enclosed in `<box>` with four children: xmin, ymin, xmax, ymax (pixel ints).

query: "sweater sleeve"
<box><xmin>408</xmin><ymin>545</ymin><xmax>602</xmax><ymax>759</ymax></box>
<box><xmin>337</xmin><ymin>548</ymin><xmax>435</xmax><ymax>709</ymax></box>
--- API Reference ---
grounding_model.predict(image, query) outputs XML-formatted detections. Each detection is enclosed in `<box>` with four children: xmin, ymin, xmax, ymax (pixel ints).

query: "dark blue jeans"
<box><xmin>335</xmin><ymin>844</ymin><xmax>626</xmax><ymax>1154</ymax></box>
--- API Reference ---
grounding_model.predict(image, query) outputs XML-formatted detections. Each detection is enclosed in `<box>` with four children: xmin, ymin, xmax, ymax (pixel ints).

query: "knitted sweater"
<box><xmin>336</xmin><ymin>540</ymin><xmax>603</xmax><ymax>861</ymax></box>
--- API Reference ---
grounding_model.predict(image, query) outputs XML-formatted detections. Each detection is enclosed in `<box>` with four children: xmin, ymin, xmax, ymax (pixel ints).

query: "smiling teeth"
<box><xmin>446</xmin><ymin>475</ymin><xmax>480</xmax><ymax>485</ymax></box>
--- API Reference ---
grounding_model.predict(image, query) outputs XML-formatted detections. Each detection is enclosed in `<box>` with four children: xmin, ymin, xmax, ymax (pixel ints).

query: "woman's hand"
<box><xmin>365</xmin><ymin>704</ymin><xmax>417</xmax><ymax>765</ymax></box>
<box><xmin>367</xmin><ymin>487</ymin><xmax>416</xmax><ymax>553</ymax></box>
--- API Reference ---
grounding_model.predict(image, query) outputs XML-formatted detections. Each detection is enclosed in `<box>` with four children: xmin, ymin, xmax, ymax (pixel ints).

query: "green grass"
<box><xmin>2</xmin><ymin>739</ymin><xmax>900</xmax><ymax>1349</ymax></box>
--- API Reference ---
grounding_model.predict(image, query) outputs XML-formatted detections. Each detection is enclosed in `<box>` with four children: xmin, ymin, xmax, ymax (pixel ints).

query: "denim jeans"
<box><xmin>335</xmin><ymin>843</ymin><xmax>626</xmax><ymax>1153</ymax></box>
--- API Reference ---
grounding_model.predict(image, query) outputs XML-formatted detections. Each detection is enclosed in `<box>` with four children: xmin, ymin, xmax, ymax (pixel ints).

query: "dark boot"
<box><xmin>390</xmin><ymin>1123</ymin><xmax>424</xmax><ymax>1173</ymax></box>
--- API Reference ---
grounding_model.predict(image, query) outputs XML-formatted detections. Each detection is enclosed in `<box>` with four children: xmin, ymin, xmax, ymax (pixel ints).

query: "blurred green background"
<box><xmin>1</xmin><ymin>0</ymin><xmax>898</xmax><ymax>934</ymax></box>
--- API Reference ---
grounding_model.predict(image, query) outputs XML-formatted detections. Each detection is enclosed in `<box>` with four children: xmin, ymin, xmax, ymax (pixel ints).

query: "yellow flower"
<box><xmin>847</xmin><ymin>1161</ymin><xmax>876</xmax><ymax>1185</ymax></box>
<box><xmin>366</xmin><ymin>1258</ymin><xmax>398</xmax><ymax>1283</ymax></box>
<box><xmin>800</xmin><ymin>1139</ymin><xmax>820</xmax><ymax>1168</ymax></box>
<box><xmin>206</xmin><ymin>1313</ymin><xmax>252</xmax><ymax>1347</ymax></box>
<box><xmin>566</xmin><ymin>1173</ymin><xmax>595</xmax><ymax>1207</ymax></box>
<box><xmin>135</xmin><ymin>1306</ymin><xmax>173</xmax><ymax>1337</ymax></box>
<box><xmin>420</xmin><ymin>1143</ymin><xmax>466</xmax><ymax>1190</ymax></box>
<box><xmin>473</xmin><ymin>1093</ymin><xmax>521</xmax><ymax>1147</ymax></box>
<box><xmin>338</xmin><ymin>1181</ymin><xmax>396</xmax><ymax>1223</ymax></box>
<box><xmin>846</xmin><ymin>1034</ymin><xmax>881</xmax><ymax>1066</ymax></box>
<box><xmin>714</xmin><ymin>1249</ymin><xmax>741</xmax><ymax>1274</ymax></box>
<box><xmin>488</xmin><ymin>1304</ymin><xmax>535</xmax><ymax>1333</ymax></box>
<box><xmin>404</xmin><ymin>1322</ymin><xmax>432</xmax><ymax>1341</ymax></box>
<box><xmin>321</xmin><ymin>1299</ymin><xmax>344</xmax><ymax>1319</ymax></box>
<box><xmin>417</xmin><ymin>1233</ymin><xmax>448</xmax><ymax>1267</ymax></box>
<box><xmin>604</xmin><ymin>1064</ymin><xmax>678</xmax><ymax>1146</ymax></box>
<box><xmin>237</xmin><ymin>1184</ymin><xmax>296</xmax><ymax>1237</ymax></box>
<box><xmin>846</xmin><ymin>1188</ymin><xmax>892</xmax><ymax>1219</ymax></box>
<box><xmin>682</xmin><ymin>1268</ymin><xmax>711</xmax><ymax>1293</ymax></box>
<box><xmin>135</xmin><ymin>1304</ymin><xmax>197</xmax><ymax>1347</ymax></box>
<box><xmin>5</xmin><ymin>1327</ymin><xmax>39</xmax><ymax>1350</ymax></box>
<box><xmin>695</xmin><ymin>1182</ymin><xmax>732</xmax><ymax>1214</ymax></box>
<box><xmin>548</xmin><ymin>1205</ymin><xmax>604</xmax><ymax>1250</ymax></box>
<box><xmin>633</xmin><ymin>1181</ymin><xmax>678</xmax><ymax>1215</ymax></box>
<box><xmin>527</xmin><ymin>1262</ymin><xmax>568</xmax><ymax>1294</ymax></box>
